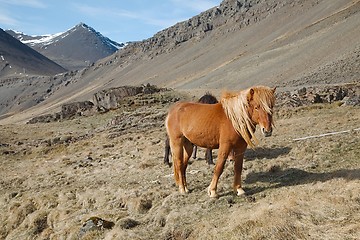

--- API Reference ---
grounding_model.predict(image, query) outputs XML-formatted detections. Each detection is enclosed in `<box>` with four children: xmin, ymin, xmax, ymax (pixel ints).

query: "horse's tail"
<box><xmin>165</xmin><ymin>112</ymin><xmax>170</xmax><ymax>135</ymax></box>
<box><xmin>164</xmin><ymin>135</ymin><xmax>171</xmax><ymax>166</ymax></box>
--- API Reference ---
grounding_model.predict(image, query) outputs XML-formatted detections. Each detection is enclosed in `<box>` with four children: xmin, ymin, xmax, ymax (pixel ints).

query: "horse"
<box><xmin>164</xmin><ymin>93</ymin><xmax>218</xmax><ymax>166</ymax></box>
<box><xmin>165</xmin><ymin>85</ymin><xmax>276</xmax><ymax>198</ymax></box>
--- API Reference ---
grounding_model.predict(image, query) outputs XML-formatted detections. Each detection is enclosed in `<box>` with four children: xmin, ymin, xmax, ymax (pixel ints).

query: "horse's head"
<box><xmin>247</xmin><ymin>86</ymin><xmax>276</xmax><ymax>137</ymax></box>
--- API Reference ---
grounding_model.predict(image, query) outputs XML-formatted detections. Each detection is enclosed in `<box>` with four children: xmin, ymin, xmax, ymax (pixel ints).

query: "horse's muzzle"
<box><xmin>261</xmin><ymin>127</ymin><xmax>272</xmax><ymax>137</ymax></box>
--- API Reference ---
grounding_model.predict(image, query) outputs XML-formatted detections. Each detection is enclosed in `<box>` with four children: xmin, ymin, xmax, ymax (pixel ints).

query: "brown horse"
<box><xmin>164</xmin><ymin>93</ymin><xmax>218</xmax><ymax>166</ymax></box>
<box><xmin>165</xmin><ymin>86</ymin><xmax>276</xmax><ymax>198</ymax></box>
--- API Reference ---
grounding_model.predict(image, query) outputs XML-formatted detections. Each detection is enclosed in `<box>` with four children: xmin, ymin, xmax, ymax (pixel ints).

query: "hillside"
<box><xmin>0</xmin><ymin>0</ymin><xmax>359</xmax><ymax>123</ymax></box>
<box><xmin>0</xmin><ymin>28</ymin><xmax>66</xmax><ymax>78</ymax></box>
<box><xmin>57</xmin><ymin>0</ymin><xmax>359</xmax><ymax>90</ymax></box>
<box><xmin>7</xmin><ymin>23</ymin><xmax>124</xmax><ymax>70</ymax></box>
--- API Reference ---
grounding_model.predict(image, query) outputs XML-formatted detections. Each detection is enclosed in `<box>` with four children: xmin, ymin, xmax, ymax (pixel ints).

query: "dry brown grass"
<box><xmin>0</xmin><ymin>92</ymin><xmax>359</xmax><ymax>239</ymax></box>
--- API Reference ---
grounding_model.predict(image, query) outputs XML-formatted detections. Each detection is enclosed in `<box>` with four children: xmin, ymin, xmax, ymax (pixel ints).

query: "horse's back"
<box><xmin>166</xmin><ymin>102</ymin><xmax>226</xmax><ymax>148</ymax></box>
<box><xmin>169</xmin><ymin>101</ymin><xmax>222</xmax><ymax>124</ymax></box>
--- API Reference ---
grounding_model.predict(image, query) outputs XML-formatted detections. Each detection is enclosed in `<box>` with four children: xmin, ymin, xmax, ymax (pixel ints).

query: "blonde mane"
<box><xmin>221</xmin><ymin>86</ymin><xmax>275</xmax><ymax>148</ymax></box>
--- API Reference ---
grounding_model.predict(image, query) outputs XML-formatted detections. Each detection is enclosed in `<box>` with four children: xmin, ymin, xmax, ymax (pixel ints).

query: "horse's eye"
<box><xmin>254</xmin><ymin>106</ymin><xmax>260</xmax><ymax>110</ymax></box>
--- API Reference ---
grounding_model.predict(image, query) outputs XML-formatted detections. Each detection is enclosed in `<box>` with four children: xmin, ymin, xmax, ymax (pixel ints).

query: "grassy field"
<box><xmin>0</xmin><ymin>91</ymin><xmax>359</xmax><ymax>239</ymax></box>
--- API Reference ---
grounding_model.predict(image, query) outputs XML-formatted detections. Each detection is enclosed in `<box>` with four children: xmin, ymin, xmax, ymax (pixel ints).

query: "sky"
<box><xmin>0</xmin><ymin>0</ymin><xmax>222</xmax><ymax>43</ymax></box>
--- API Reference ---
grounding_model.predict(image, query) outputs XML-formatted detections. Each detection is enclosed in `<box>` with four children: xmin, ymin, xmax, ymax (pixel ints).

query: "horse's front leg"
<box><xmin>207</xmin><ymin>147</ymin><xmax>229</xmax><ymax>198</ymax></box>
<box><xmin>233</xmin><ymin>145</ymin><xmax>247</xmax><ymax>196</ymax></box>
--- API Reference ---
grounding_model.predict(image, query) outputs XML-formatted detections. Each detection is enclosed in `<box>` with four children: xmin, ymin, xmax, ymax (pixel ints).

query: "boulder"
<box><xmin>93</xmin><ymin>84</ymin><xmax>162</xmax><ymax>110</ymax></box>
<box><xmin>79</xmin><ymin>217</ymin><xmax>114</xmax><ymax>237</ymax></box>
<box><xmin>93</xmin><ymin>86</ymin><xmax>143</xmax><ymax>110</ymax></box>
<box><xmin>60</xmin><ymin>101</ymin><xmax>95</xmax><ymax>119</ymax></box>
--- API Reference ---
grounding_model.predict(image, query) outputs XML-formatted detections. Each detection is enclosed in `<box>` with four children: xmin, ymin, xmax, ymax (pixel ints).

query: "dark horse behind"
<box><xmin>164</xmin><ymin>93</ymin><xmax>218</xmax><ymax>166</ymax></box>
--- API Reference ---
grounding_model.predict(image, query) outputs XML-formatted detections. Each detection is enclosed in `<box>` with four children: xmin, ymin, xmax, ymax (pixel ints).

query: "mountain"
<box><xmin>46</xmin><ymin>0</ymin><xmax>359</xmax><ymax>91</ymax></box>
<box><xmin>0</xmin><ymin>0</ymin><xmax>359</xmax><ymax>122</ymax></box>
<box><xmin>0</xmin><ymin>28</ymin><xmax>66</xmax><ymax>78</ymax></box>
<box><xmin>85</xmin><ymin>0</ymin><xmax>359</xmax><ymax>90</ymax></box>
<box><xmin>6</xmin><ymin>23</ymin><xmax>124</xmax><ymax>70</ymax></box>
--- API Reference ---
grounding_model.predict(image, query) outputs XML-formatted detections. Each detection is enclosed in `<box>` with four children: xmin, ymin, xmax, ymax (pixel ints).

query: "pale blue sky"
<box><xmin>0</xmin><ymin>0</ymin><xmax>221</xmax><ymax>43</ymax></box>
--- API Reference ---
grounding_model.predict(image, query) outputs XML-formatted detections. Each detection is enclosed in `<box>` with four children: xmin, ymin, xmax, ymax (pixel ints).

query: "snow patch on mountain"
<box><xmin>22</xmin><ymin>32</ymin><xmax>64</xmax><ymax>46</ymax></box>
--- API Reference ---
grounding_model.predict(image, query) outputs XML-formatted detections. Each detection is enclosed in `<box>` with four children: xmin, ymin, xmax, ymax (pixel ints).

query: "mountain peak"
<box><xmin>7</xmin><ymin>24</ymin><xmax>124</xmax><ymax>70</ymax></box>
<box><xmin>74</xmin><ymin>22</ymin><xmax>92</xmax><ymax>31</ymax></box>
<box><xmin>77</xmin><ymin>22</ymin><xmax>87</xmax><ymax>27</ymax></box>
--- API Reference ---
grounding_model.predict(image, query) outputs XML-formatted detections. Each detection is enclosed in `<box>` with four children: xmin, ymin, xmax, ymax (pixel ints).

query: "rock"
<box><xmin>335</xmin><ymin>88</ymin><xmax>347</xmax><ymax>101</ymax></box>
<box><xmin>343</xmin><ymin>96</ymin><xmax>360</xmax><ymax>106</ymax></box>
<box><xmin>93</xmin><ymin>84</ymin><xmax>162</xmax><ymax>110</ymax></box>
<box><xmin>51</xmin><ymin>137</ymin><xmax>61</xmax><ymax>145</ymax></box>
<box><xmin>118</xmin><ymin>218</ymin><xmax>140</xmax><ymax>229</ymax></box>
<box><xmin>103</xmin><ymin>144</ymin><xmax>115</xmax><ymax>148</ymax></box>
<box><xmin>28</xmin><ymin>84</ymin><xmax>167</xmax><ymax>124</ymax></box>
<box><xmin>27</xmin><ymin>114</ymin><xmax>59</xmax><ymax>124</ymax></box>
<box><xmin>275</xmin><ymin>83</ymin><xmax>359</xmax><ymax>108</ymax></box>
<box><xmin>79</xmin><ymin>217</ymin><xmax>114</xmax><ymax>237</ymax></box>
<box><xmin>312</xmin><ymin>94</ymin><xmax>323</xmax><ymax>103</ymax></box>
<box><xmin>60</xmin><ymin>101</ymin><xmax>95</xmax><ymax>119</ymax></box>
<box><xmin>27</xmin><ymin>101</ymin><xmax>95</xmax><ymax>124</ymax></box>
<box><xmin>297</xmin><ymin>87</ymin><xmax>306</xmax><ymax>96</ymax></box>
<box><xmin>126</xmin><ymin>197</ymin><xmax>153</xmax><ymax>214</ymax></box>
<box><xmin>93</xmin><ymin>86</ymin><xmax>143</xmax><ymax>110</ymax></box>
<box><xmin>76</xmin><ymin>156</ymin><xmax>95</xmax><ymax>168</ymax></box>
<box><xmin>59</xmin><ymin>136</ymin><xmax>72</xmax><ymax>143</ymax></box>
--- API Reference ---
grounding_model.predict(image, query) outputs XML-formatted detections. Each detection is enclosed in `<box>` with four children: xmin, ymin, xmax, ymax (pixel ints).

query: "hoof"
<box><xmin>207</xmin><ymin>187</ymin><xmax>218</xmax><ymax>198</ymax></box>
<box><xmin>236</xmin><ymin>188</ymin><xmax>246</xmax><ymax>196</ymax></box>
<box><xmin>179</xmin><ymin>186</ymin><xmax>189</xmax><ymax>194</ymax></box>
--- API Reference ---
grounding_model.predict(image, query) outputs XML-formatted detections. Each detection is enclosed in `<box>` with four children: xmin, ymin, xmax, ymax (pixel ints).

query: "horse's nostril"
<box><xmin>262</xmin><ymin>127</ymin><xmax>272</xmax><ymax>137</ymax></box>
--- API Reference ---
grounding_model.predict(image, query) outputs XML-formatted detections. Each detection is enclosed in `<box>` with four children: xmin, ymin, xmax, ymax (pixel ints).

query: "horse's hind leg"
<box><xmin>192</xmin><ymin>145</ymin><xmax>197</xmax><ymax>159</ymax></box>
<box><xmin>182</xmin><ymin>139</ymin><xmax>193</xmax><ymax>193</ymax></box>
<box><xmin>170</xmin><ymin>137</ymin><xmax>188</xmax><ymax>194</ymax></box>
<box><xmin>205</xmin><ymin>149</ymin><xmax>214</xmax><ymax>165</ymax></box>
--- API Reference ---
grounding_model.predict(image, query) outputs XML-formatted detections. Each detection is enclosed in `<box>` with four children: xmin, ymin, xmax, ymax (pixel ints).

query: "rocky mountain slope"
<box><xmin>6</xmin><ymin>23</ymin><xmax>124</xmax><ymax>70</ymax></box>
<box><xmin>68</xmin><ymin>0</ymin><xmax>359</xmax><ymax>90</ymax></box>
<box><xmin>0</xmin><ymin>28</ymin><xmax>66</xmax><ymax>78</ymax></box>
<box><xmin>0</xmin><ymin>0</ymin><xmax>359</xmax><ymax>123</ymax></box>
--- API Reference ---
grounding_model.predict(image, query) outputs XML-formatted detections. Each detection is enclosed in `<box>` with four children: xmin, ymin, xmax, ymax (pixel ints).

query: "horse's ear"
<box><xmin>272</xmin><ymin>87</ymin><xmax>277</xmax><ymax>93</ymax></box>
<box><xmin>247</xmin><ymin>88</ymin><xmax>254</xmax><ymax>102</ymax></box>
